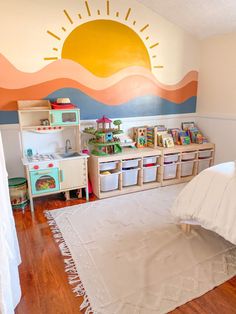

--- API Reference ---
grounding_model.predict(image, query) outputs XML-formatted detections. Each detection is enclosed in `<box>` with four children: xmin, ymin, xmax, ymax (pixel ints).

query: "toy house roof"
<box><xmin>96</xmin><ymin>115</ymin><xmax>112</xmax><ymax>124</ymax></box>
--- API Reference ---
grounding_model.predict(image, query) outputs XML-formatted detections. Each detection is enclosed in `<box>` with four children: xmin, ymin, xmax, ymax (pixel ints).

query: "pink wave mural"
<box><xmin>0</xmin><ymin>54</ymin><xmax>198</xmax><ymax>111</ymax></box>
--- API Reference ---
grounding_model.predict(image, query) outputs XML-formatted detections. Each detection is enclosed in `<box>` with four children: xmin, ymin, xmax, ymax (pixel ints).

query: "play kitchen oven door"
<box><xmin>29</xmin><ymin>167</ymin><xmax>60</xmax><ymax>195</ymax></box>
<box><xmin>50</xmin><ymin>110</ymin><xmax>79</xmax><ymax>126</ymax></box>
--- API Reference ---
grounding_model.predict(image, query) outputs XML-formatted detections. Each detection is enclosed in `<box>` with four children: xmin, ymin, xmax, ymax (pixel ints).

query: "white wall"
<box><xmin>1</xmin><ymin>125</ymin><xmax>23</xmax><ymax>177</ymax></box>
<box><xmin>197</xmin><ymin>33</ymin><xmax>236</xmax><ymax>115</ymax></box>
<box><xmin>0</xmin><ymin>113</ymin><xmax>197</xmax><ymax>178</ymax></box>
<box><xmin>196</xmin><ymin>32</ymin><xmax>236</xmax><ymax>163</ymax></box>
<box><xmin>197</xmin><ymin>115</ymin><xmax>236</xmax><ymax>164</ymax></box>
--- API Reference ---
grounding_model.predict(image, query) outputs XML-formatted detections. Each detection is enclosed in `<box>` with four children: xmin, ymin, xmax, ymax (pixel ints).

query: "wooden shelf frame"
<box><xmin>88</xmin><ymin>148</ymin><xmax>162</xmax><ymax>199</ymax></box>
<box><xmin>88</xmin><ymin>143</ymin><xmax>215</xmax><ymax>199</ymax></box>
<box><xmin>160</xmin><ymin>143</ymin><xmax>215</xmax><ymax>186</ymax></box>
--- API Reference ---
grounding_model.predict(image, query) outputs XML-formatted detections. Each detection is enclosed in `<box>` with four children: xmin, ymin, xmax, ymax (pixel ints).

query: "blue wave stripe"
<box><xmin>46</xmin><ymin>88</ymin><xmax>196</xmax><ymax>119</ymax></box>
<box><xmin>0</xmin><ymin>111</ymin><xmax>18</xmax><ymax>124</ymax></box>
<box><xmin>0</xmin><ymin>88</ymin><xmax>196</xmax><ymax>124</ymax></box>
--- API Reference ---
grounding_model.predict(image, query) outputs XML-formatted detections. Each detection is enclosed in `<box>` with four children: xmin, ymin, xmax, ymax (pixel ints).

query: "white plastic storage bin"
<box><xmin>99</xmin><ymin>161</ymin><xmax>118</xmax><ymax>171</ymax></box>
<box><xmin>181</xmin><ymin>161</ymin><xmax>194</xmax><ymax>177</ymax></box>
<box><xmin>163</xmin><ymin>163</ymin><xmax>177</xmax><ymax>180</ymax></box>
<box><xmin>100</xmin><ymin>171</ymin><xmax>120</xmax><ymax>192</ymax></box>
<box><xmin>198</xmin><ymin>150</ymin><xmax>212</xmax><ymax>159</ymax></box>
<box><xmin>143</xmin><ymin>165</ymin><xmax>159</xmax><ymax>183</ymax></box>
<box><xmin>164</xmin><ymin>154</ymin><xmax>179</xmax><ymax>163</ymax></box>
<box><xmin>181</xmin><ymin>151</ymin><xmax>196</xmax><ymax>161</ymax></box>
<box><xmin>143</xmin><ymin>156</ymin><xmax>158</xmax><ymax>165</ymax></box>
<box><xmin>122</xmin><ymin>168</ymin><xmax>139</xmax><ymax>186</ymax></box>
<box><xmin>122</xmin><ymin>159</ymin><xmax>140</xmax><ymax>169</ymax></box>
<box><xmin>198</xmin><ymin>159</ymin><xmax>211</xmax><ymax>173</ymax></box>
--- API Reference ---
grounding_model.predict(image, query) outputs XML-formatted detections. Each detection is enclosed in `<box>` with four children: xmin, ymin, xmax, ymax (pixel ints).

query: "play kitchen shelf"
<box><xmin>18</xmin><ymin>102</ymin><xmax>89</xmax><ymax>211</ymax></box>
<box><xmin>88</xmin><ymin>143</ymin><xmax>215</xmax><ymax>199</ymax></box>
<box><xmin>88</xmin><ymin>147</ymin><xmax>162</xmax><ymax>199</ymax></box>
<box><xmin>18</xmin><ymin>108</ymin><xmax>80</xmax><ymax>131</ymax></box>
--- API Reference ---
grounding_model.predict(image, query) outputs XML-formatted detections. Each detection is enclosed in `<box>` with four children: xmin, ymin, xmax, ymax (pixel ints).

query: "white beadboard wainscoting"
<box><xmin>1</xmin><ymin>113</ymin><xmax>197</xmax><ymax>178</ymax></box>
<box><xmin>197</xmin><ymin>113</ymin><xmax>236</xmax><ymax>164</ymax></box>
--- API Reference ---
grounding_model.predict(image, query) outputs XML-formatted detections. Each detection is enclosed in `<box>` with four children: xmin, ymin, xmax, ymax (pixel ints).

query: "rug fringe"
<box><xmin>44</xmin><ymin>210</ymin><xmax>93</xmax><ymax>313</ymax></box>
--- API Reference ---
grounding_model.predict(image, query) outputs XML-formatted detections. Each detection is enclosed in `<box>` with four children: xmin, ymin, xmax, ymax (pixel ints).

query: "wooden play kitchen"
<box><xmin>18</xmin><ymin>100</ymin><xmax>89</xmax><ymax>212</ymax></box>
<box><xmin>88</xmin><ymin>143</ymin><xmax>215</xmax><ymax>199</ymax></box>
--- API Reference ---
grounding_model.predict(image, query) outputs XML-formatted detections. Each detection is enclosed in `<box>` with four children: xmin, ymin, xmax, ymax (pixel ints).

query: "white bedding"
<box><xmin>171</xmin><ymin>162</ymin><xmax>236</xmax><ymax>244</ymax></box>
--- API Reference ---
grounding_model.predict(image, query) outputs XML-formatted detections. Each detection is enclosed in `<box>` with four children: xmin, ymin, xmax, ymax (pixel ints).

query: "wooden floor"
<box><xmin>14</xmin><ymin>193</ymin><xmax>236</xmax><ymax>314</ymax></box>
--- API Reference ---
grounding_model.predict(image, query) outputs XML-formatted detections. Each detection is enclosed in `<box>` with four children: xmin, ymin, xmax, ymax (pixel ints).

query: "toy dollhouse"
<box><xmin>83</xmin><ymin>116</ymin><xmax>123</xmax><ymax>156</ymax></box>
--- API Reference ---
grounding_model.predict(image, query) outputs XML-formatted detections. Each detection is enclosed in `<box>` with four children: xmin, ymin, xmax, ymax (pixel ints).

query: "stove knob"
<box><xmin>48</xmin><ymin>163</ymin><xmax>54</xmax><ymax>168</ymax></box>
<box><xmin>33</xmin><ymin>165</ymin><xmax>39</xmax><ymax>170</ymax></box>
<box><xmin>48</xmin><ymin>127</ymin><xmax>51</xmax><ymax>130</ymax></box>
<box><xmin>37</xmin><ymin>128</ymin><xmax>41</xmax><ymax>131</ymax></box>
<box><xmin>53</xmin><ymin>127</ymin><xmax>56</xmax><ymax>130</ymax></box>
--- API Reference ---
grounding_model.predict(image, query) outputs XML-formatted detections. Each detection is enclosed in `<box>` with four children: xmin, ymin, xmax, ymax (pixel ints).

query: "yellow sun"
<box><xmin>44</xmin><ymin>1</ymin><xmax>163</xmax><ymax>76</ymax></box>
<box><xmin>61</xmin><ymin>20</ymin><xmax>151</xmax><ymax>77</ymax></box>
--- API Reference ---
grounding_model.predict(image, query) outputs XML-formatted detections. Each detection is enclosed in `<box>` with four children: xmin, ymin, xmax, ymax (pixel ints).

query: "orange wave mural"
<box><xmin>0</xmin><ymin>54</ymin><xmax>197</xmax><ymax>91</ymax></box>
<box><xmin>0</xmin><ymin>55</ymin><xmax>198</xmax><ymax>111</ymax></box>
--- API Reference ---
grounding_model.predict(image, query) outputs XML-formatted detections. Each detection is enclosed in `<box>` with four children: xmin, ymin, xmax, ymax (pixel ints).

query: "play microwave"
<box><xmin>50</xmin><ymin>110</ymin><xmax>79</xmax><ymax>126</ymax></box>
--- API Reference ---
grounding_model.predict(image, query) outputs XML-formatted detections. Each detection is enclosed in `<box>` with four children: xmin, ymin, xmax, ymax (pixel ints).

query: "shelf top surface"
<box><xmin>90</xmin><ymin>143</ymin><xmax>214</xmax><ymax>161</ymax></box>
<box><xmin>158</xmin><ymin>143</ymin><xmax>215</xmax><ymax>153</ymax></box>
<box><xmin>92</xmin><ymin>147</ymin><xmax>162</xmax><ymax>161</ymax></box>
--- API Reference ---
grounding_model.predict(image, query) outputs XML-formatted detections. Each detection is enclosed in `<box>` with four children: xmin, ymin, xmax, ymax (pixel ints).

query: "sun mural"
<box><xmin>44</xmin><ymin>1</ymin><xmax>163</xmax><ymax>77</ymax></box>
<box><xmin>61</xmin><ymin>20</ymin><xmax>151</xmax><ymax>77</ymax></box>
<box><xmin>0</xmin><ymin>0</ymin><xmax>198</xmax><ymax>122</ymax></box>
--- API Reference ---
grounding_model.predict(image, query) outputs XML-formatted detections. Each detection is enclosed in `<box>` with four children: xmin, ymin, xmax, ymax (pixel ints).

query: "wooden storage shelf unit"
<box><xmin>159</xmin><ymin>143</ymin><xmax>215</xmax><ymax>186</ymax></box>
<box><xmin>89</xmin><ymin>143</ymin><xmax>215</xmax><ymax>199</ymax></box>
<box><xmin>89</xmin><ymin>148</ymin><xmax>162</xmax><ymax>199</ymax></box>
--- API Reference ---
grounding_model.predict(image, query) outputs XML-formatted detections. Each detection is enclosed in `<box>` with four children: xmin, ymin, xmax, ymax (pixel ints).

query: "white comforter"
<box><xmin>171</xmin><ymin>162</ymin><xmax>236</xmax><ymax>244</ymax></box>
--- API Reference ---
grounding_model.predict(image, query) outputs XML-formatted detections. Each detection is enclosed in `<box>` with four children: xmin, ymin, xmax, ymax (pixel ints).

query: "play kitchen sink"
<box><xmin>58</xmin><ymin>152</ymin><xmax>82</xmax><ymax>158</ymax></box>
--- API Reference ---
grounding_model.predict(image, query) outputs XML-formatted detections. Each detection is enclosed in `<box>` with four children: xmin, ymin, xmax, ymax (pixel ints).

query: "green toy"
<box><xmin>83</xmin><ymin>116</ymin><xmax>123</xmax><ymax>156</ymax></box>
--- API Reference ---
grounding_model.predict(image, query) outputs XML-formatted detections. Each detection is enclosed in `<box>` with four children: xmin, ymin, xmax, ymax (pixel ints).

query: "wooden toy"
<box><xmin>133</xmin><ymin>127</ymin><xmax>147</xmax><ymax>148</ymax></box>
<box><xmin>147</xmin><ymin>125</ymin><xmax>168</xmax><ymax>148</ymax></box>
<box><xmin>147</xmin><ymin>127</ymin><xmax>157</xmax><ymax>147</ymax></box>
<box><xmin>83</xmin><ymin>116</ymin><xmax>123</xmax><ymax>156</ymax></box>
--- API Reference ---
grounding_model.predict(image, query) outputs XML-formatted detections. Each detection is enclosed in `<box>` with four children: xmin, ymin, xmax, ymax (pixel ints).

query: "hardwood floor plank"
<box><xmin>14</xmin><ymin>194</ymin><xmax>236</xmax><ymax>314</ymax></box>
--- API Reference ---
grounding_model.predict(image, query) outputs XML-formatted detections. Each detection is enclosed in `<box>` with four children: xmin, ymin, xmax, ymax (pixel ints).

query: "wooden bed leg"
<box><xmin>181</xmin><ymin>223</ymin><xmax>191</xmax><ymax>234</ymax></box>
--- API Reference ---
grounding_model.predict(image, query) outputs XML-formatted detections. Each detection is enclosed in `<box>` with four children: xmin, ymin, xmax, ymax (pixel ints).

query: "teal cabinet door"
<box><xmin>30</xmin><ymin>168</ymin><xmax>60</xmax><ymax>195</ymax></box>
<box><xmin>50</xmin><ymin>110</ymin><xmax>79</xmax><ymax>126</ymax></box>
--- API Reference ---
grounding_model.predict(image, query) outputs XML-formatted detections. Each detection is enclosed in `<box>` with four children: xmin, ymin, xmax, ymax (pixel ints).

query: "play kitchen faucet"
<box><xmin>65</xmin><ymin>139</ymin><xmax>72</xmax><ymax>154</ymax></box>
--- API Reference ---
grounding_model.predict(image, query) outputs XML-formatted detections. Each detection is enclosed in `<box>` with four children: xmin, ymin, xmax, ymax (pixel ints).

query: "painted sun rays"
<box><xmin>44</xmin><ymin>0</ymin><xmax>163</xmax><ymax>71</ymax></box>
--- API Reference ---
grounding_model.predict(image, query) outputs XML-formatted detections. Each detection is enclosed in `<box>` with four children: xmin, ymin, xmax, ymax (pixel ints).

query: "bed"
<box><xmin>171</xmin><ymin>161</ymin><xmax>236</xmax><ymax>244</ymax></box>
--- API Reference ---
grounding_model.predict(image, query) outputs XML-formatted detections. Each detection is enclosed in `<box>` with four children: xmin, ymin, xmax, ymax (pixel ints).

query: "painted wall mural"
<box><xmin>0</xmin><ymin>0</ymin><xmax>199</xmax><ymax>124</ymax></box>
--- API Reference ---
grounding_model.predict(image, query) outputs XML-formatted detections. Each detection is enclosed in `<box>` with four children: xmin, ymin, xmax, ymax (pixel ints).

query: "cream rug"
<box><xmin>46</xmin><ymin>184</ymin><xmax>236</xmax><ymax>314</ymax></box>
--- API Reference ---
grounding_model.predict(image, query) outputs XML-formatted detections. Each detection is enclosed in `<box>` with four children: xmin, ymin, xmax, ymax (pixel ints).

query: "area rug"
<box><xmin>45</xmin><ymin>184</ymin><xmax>236</xmax><ymax>314</ymax></box>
